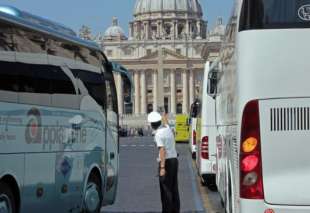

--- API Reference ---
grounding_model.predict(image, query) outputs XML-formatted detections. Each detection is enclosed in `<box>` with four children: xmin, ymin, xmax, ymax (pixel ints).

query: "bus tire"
<box><xmin>191</xmin><ymin>152</ymin><xmax>196</xmax><ymax>159</ymax></box>
<box><xmin>82</xmin><ymin>174</ymin><xmax>103</xmax><ymax>213</ymax></box>
<box><xmin>200</xmin><ymin>176</ymin><xmax>207</xmax><ymax>186</ymax></box>
<box><xmin>0</xmin><ymin>182</ymin><xmax>17</xmax><ymax>213</ymax></box>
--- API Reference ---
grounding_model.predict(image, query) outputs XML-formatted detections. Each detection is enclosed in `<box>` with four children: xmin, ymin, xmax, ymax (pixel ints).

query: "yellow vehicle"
<box><xmin>175</xmin><ymin>114</ymin><xmax>190</xmax><ymax>142</ymax></box>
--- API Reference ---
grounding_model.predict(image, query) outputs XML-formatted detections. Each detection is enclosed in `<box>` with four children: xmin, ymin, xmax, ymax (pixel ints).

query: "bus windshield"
<box><xmin>239</xmin><ymin>0</ymin><xmax>310</xmax><ymax>31</ymax></box>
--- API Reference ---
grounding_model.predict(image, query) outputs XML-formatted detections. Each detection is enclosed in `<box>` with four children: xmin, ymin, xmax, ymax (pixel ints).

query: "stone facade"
<box><xmin>99</xmin><ymin>0</ymin><xmax>224</xmax><ymax>118</ymax></box>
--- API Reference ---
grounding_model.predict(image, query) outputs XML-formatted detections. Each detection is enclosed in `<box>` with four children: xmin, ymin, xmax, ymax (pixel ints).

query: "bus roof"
<box><xmin>0</xmin><ymin>5</ymin><xmax>101</xmax><ymax>52</ymax></box>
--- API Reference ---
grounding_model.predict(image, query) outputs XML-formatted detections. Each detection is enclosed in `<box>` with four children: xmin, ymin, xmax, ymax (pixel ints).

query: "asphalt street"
<box><xmin>102</xmin><ymin>136</ymin><xmax>224</xmax><ymax>213</ymax></box>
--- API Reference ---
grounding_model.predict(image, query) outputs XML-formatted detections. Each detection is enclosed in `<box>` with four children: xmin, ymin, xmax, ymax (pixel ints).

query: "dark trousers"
<box><xmin>159</xmin><ymin>158</ymin><xmax>180</xmax><ymax>213</ymax></box>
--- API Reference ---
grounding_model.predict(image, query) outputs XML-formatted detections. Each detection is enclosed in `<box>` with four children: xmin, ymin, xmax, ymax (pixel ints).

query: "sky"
<box><xmin>0</xmin><ymin>0</ymin><xmax>233</xmax><ymax>36</ymax></box>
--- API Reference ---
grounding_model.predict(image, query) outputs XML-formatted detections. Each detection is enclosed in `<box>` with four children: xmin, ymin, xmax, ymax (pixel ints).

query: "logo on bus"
<box><xmin>298</xmin><ymin>5</ymin><xmax>310</xmax><ymax>21</ymax></box>
<box><xmin>25</xmin><ymin>108</ymin><xmax>42</xmax><ymax>144</ymax></box>
<box><xmin>25</xmin><ymin>108</ymin><xmax>87</xmax><ymax>145</ymax></box>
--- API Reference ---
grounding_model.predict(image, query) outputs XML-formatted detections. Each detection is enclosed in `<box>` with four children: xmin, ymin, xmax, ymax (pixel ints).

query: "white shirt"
<box><xmin>154</xmin><ymin>125</ymin><xmax>178</xmax><ymax>159</ymax></box>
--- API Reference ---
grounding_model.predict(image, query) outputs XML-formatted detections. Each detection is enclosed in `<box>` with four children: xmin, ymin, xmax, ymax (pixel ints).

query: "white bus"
<box><xmin>195</xmin><ymin>61</ymin><xmax>217</xmax><ymax>187</ymax></box>
<box><xmin>0</xmin><ymin>6</ymin><xmax>132</xmax><ymax>213</ymax></box>
<box><xmin>213</xmin><ymin>0</ymin><xmax>310</xmax><ymax>212</ymax></box>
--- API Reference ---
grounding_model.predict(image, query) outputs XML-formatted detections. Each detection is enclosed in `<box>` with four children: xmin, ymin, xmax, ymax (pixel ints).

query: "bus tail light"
<box><xmin>193</xmin><ymin>130</ymin><xmax>196</xmax><ymax>145</ymax></box>
<box><xmin>201</xmin><ymin>136</ymin><xmax>209</xmax><ymax>159</ymax></box>
<box><xmin>240</xmin><ymin>100</ymin><xmax>264</xmax><ymax>199</ymax></box>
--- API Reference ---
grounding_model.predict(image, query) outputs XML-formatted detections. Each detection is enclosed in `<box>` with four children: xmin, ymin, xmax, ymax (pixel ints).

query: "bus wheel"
<box><xmin>191</xmin><ymin>152</ymin><xmax>196</xmax><ymax>159</ymax></box>
<box><xmin>83</xmin><ymin>174</ymin><xmax>103</xmax><ymax>213</ymax></box>
<box><xmin>0</xmin><ymin>182</ymin><xmax>16</xmax><ymax>213</ymax></box>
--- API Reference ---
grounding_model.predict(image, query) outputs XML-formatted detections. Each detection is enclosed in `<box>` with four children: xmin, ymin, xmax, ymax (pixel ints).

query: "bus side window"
<box><xmin>0</xmin><ymin>23</ymin><xmax>14</xmax><ymax>51</ymax></box>
<box><xmin>18</xmin><ymin>63</ymin><xmax>51</xmax><ymax>106</ymax></box>
<box><xmin>0</xmin><ymin>61</ymin><xmax>19</xmax><ymax>102</ymax></box>
<box><xmin>17</xmin><ymin>64</ymin><xmax>77</xmax><ymax>108</ymax></box>
<box><xmin>71</xmin><ymin>69</ymin><xmax>106</xmax><ymax>112</ymax></box>
<box><xmin>50</xmin><ymin>66</ymin><xmax>77</xmax><ymax>109</ymax></box>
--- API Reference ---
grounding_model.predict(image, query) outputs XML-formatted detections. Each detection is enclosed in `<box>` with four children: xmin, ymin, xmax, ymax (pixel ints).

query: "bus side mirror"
<box><xmin>207</xmin><ymin>71</ymin><xmax>218</xmax><ymax>99</ymax></box>
<box><xmin>106</xmin><ymin>61</ymin><xmax>113</xmax><ymax>72</ymax></box>
<box><xmin>109</xmin><ymin>61</ymin><xmax>133</xmax><ymax>104</ymax></box>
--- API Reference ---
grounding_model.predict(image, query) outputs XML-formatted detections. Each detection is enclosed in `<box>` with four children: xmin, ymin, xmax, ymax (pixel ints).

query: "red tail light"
<box><xmin>240</xmin><ymin>100</ymin><xmax>264</xmax><ymax>199</ymax></box>
<box><xmin>193</xmin><ymin>130</ymin><xmax>196</xmax><ymax>145</ymax></box>
<box><xmin>201</xmin><ymin>136</ymin><xmax>209</xmax><ymax>159</ymax></box>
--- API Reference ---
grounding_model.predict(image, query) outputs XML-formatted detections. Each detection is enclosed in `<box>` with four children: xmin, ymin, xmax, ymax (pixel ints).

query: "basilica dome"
<box><xmin>134</xmin><ymin>0</ymin><xmax>202</xmax><ymax>16</ymax></box>
<box><xmin>104</xmin><ymin>17</ymin><xmax>127</xmax><ymax>41</ymax></box>
<box><xmin>209</xmin><ymin>17</ymin><xmax>225</xmax><ymax>36</ymax></box>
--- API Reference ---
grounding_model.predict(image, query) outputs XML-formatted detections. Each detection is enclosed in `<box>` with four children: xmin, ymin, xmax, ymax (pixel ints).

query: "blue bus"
<box><xmin>0</xmin><ymin>6</ymin><xmax>132</xmax><ymax>213</ymax></box>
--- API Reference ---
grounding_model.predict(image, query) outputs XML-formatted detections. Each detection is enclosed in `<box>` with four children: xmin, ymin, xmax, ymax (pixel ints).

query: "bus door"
<box><xmin>103</xmin><ymin>71</ymin><xmax>119</xmax><ymax>205</ymax></box>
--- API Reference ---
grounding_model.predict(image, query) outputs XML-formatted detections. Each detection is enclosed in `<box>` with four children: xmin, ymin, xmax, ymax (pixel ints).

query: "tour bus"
<box><xmin>188</xmin><ymin>100</ymin><xmax>200</xmax><ymax>159</ymax></box>
<box><xmin>195</xmin><ymin>61</ymin><xmax>217</xmax><ymax>187</ymax></box>
<box><xmin>0</xmin><ymin>6</ymin><xmax>132</xmax><ymax>213</ymax></box>
<box><xmin>211</xmin><ymin>0</ymin><xmax>310</xmax><ymax>212</ymax></box>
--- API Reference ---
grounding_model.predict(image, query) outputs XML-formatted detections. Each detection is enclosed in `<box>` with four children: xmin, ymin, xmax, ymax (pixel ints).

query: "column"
<box><xmin>146</xmin><ymin>21</ymin><xmax>150</xmax><ymax>40</ymax></box>
<box><xmin>134</xmin><ymin>22</ymin><xmax>138</xmax><ymax>40</ymax></box>
<box><xmin>134</xmin><ymin>71</ymin><xmax>140</xmax><ymax>114</ymax></box>
<box><xmin>153</xmin><ymin>70</ymin><xmax>158</xmax><ymax>111</ymax></box>
<box><xmin>186</xmin><ymin>20</ymin><xmax>190</xmax><ymax>36</ymax></box>
<box><xmin>172</xmin><ymin>21</ymin><xmax>176</xmax><ymax>40</ymax></box>
<box><xmin>117</xmin><ymin>74</ymin><xmax>124</xmax><ymax>114</ymax></box>
<box><xmin>196</xmin><ymin>21</ymin><xmax>202</xmax><ymax>39</ymax></box>
<box><xmin>170</xmin><ymin>69</ymin><xmax>176</xmax><ymax>114</ymax></box>
<box><xmin>182</xmin><ymin>69</ymin><xmax>188</xmax><ymax>114</ymax></box>
<box><xmin>140</xmin><ymin>70</ymin><xmax>146</xmax><ymax>114</ymax></box>
<box><xmin>189</xmin><ymin>69</ymin><xmax>195</xmax><ymax>106</ymax></box>
<box><xmin>175</xmin><ymin>21</ymin><xmax>179</xmax><ymax>39</ymax></box>
<box><xmin>189</xmin><ymin>21</ymin><xmax>193</xmax><ymax>38</ymax></box>
<box><xmin>159</xmin><ymin>21</ymin><xmax>163</xmax><ymax>37</ymax></box>
<box><xmin>157</xmin><ymin>21</ymin><xmax>160</xmax><ymax>38</ymax></box>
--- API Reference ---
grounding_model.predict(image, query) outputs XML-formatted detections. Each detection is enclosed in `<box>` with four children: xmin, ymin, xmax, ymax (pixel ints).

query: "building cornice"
<box><xmin>103</xmin><ymin>39</ymin><xmax>210</xmax><ymax>46</ymax></box>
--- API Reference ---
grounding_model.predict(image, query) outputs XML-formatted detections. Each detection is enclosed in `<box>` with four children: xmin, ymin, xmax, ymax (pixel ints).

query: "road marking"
<box><xmin>187</xmin><ymin>154</ymin><xmax>205</xmax><ymax>212</ymax></box>
<box><xmin>120</xmin><ymin>144</ymin><xmax>155</xmax><ymax>148</ymax></box>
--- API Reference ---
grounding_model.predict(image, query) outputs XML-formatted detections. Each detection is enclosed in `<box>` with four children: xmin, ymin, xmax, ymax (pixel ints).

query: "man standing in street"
<box><xmin>147</xmin><ymin>111</ymin><xmax>180</xmax><ymax>213</ymax></box>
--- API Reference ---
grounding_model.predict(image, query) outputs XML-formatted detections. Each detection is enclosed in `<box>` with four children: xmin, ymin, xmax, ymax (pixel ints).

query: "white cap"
<box><xmin>147</xmin><ymin>111</ymin><xmax>162</xmax><ymax>123</ymax></box>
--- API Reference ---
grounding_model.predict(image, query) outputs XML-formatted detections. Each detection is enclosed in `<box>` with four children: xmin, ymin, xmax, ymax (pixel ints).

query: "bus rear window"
<box><xmin>239</xmin><ymin>0</ymin><xmax>310</xmax><ymax>31</ymax></box>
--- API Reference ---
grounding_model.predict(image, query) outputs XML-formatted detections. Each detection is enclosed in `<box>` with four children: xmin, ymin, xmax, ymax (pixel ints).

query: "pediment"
<box><xmin>138</xmin><ymin>48</ymin><xmax>188</xmax><ymax>60</ymax></box>
<box><xmin>139</xmin><ymin>51</ymin><xmax>158</xmax><ymax>60</ymax></box>
<box><xmin>163</xmin><ymin>48</ymin><xmax>187</xmax><ymax>60</ymax></box>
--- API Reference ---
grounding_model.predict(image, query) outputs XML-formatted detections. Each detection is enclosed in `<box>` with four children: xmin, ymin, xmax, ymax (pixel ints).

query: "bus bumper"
<box><xmin>240</xmin><ymin>199</ymin><xmax>310</xmax><ymax>213</ymax></box>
